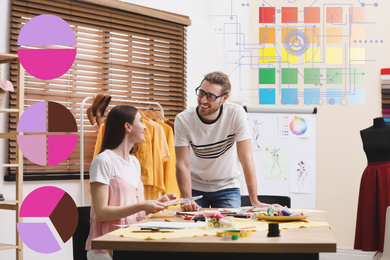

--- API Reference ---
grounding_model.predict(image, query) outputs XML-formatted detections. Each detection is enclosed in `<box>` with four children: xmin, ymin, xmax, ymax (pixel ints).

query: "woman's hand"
<box><xmin>157</xmin><ymin>193</ymin><xmax>177</xmax><ymax>203</ymax></box>
<box><xmin>142</xmin><ymin>200</ymin><xmax>166</xmax><ymax>215</ymax></box>
<box><xmin>142</xmin><ymin>193</ymin><xmax>178</xmax><ymax>215</ymax></box>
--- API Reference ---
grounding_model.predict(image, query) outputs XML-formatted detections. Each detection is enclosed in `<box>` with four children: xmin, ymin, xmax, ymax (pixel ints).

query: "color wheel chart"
<box><xmin>16</xmin><ymin>101</ymin><xmax>78</xmax><ymax>166</ymax></box>
<box><xmin>209</xmin><ymin>0</ymin><xmax>381</xmax><ymax>106</ymax></box>
<box><xmin>17</xmin><ymin>186</ymin><xmax>78</xmax><ymax>253</ymax></box>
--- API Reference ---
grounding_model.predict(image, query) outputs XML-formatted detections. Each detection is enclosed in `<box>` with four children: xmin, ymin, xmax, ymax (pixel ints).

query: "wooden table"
<box><xmin>92</xmin><ymin>210</ymin><xmax>337</xmax><ymax>260</ymax></box>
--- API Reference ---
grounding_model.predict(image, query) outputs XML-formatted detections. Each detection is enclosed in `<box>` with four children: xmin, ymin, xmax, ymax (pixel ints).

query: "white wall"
<box><xmin>0</xmin><ymin>0</ymin><xmax>388</xmax><ymax>259</ymax></box>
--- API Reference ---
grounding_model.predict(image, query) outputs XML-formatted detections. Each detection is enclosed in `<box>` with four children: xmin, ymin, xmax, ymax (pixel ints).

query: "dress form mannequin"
<box><xmin>355</xmin><ymin>117</ymin><xmax>390</xmax><ymax>256</ymax></box>
<box><xmin>360</xmin><ymin>117</ymin><xmax>390</xmax><ymax>162</ymax></box>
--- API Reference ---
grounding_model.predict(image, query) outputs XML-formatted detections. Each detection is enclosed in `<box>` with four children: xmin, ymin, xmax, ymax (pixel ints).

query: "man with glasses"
<box><xmin>174</xmin><ymin>71</ymin><xmax>268</xmax><ymax>211</ymax></box>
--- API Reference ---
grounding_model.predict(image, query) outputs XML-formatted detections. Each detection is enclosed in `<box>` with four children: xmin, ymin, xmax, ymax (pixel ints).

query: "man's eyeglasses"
<box><xmin>195</xmin><ymin>86</ymin><xmax>227</xmax><ymax>102</ymax></box>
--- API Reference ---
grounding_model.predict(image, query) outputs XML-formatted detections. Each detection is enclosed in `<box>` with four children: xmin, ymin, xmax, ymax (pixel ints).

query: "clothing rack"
<box><xmin>79</xmin><ymin>96</ymin><xmax>164</xmax><ymax>206</ymax></box>
<box><xmin>110</xmin><ymin>98</ymin><xmax>165</xmax><ymax>117</ymax></box>
<box><xmin>80</xmin><ymin>96</ymin><xmax>93</xmax><ymax>206</ymax></box>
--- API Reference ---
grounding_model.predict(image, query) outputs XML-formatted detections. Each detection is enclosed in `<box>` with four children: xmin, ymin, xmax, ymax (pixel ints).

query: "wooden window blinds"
<box><xmin>6</xmin><ymin>0</ymin><xmax>190</xmax><ymax>180</ymax></box>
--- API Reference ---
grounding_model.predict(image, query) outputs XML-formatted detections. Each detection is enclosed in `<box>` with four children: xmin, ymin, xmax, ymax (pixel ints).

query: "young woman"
<box><xmin>85</xmin><ymin>105</ymin><xmax>176</xmax><ymax>260</ymax></box>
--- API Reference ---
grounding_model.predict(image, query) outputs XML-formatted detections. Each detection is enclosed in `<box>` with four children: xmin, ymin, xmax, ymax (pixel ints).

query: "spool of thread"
<box><xmin>267</xmin><ymin>223</ymin><xmax>280</xmax><ymax>237</ymax></box>
<box><xmin>219</xmin><ymin>218</ymin><xmax>233</xmax><ymax>227</ymax></box>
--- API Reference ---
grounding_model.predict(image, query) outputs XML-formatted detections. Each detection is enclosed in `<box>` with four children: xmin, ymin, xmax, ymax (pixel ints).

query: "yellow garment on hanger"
<box><xmin>148</xmin><ymin>119</ymin><xmax>170</xmax><ymax>163</ymax></box>
<box><xmin>135</xmin><ymin>111</ymin><xmax>169</xmax><ymax>200</ymax></box>
<box><xmin>155</xmin><ymin>120</ymin><xmax>180</xmax><ymax>197</ymax></box>
<box><xmin>134</xmin><ymin>117</ymin><xmax>157</xmax><ymax>199</ymax></box>
<box><xmin>145</xmin><ymin>113</ymin><xmax>171</xmax><ymax>198</ymax></box>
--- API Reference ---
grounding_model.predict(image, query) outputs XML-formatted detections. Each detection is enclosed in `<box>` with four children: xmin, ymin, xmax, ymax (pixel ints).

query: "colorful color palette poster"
<box><xmin>255</xmin><ymin>0</ymin><xmax>375</xmax><ymax>105</ymax></box>
<box><xmin>209</xmin><ymin>0</ymin><xmax>380</xmax><ymax>106</ymax></box>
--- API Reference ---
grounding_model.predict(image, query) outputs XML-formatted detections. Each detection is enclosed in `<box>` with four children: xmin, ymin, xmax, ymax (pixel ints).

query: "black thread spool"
<box><xmin>267</xmin><ymin>223</ymin><xmax>280</xmax><ymax>237</ymax></box>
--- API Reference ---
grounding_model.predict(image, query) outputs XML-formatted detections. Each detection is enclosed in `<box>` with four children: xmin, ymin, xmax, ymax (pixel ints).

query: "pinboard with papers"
<box><xmin>240</xmin><ymin>106</ymin><xmax>317</xmax><ymax>208</ymax></box>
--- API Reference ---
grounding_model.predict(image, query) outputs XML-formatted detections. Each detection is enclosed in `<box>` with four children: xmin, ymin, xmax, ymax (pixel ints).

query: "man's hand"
<box><xmin>252</xmin><ymin>200</ymin><xmax>283</xmax><ymax>208</ymax></box>
<box><xmin>181</xmin><ymin>201</ymin><xmax>202</xmax><ymax>212</ymax></box>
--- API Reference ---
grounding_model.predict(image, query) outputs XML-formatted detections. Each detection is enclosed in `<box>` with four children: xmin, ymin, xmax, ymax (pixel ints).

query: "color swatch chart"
<box><xmin>209</xmin><ymin>0</ymin><xmax>381</xmax><ymax>106</ymax></box>
<box><xmin>255</xmin><ymin>0</ymin><xmax>378</xmax><ymax>106</ymax></box>
<box><xmin>17</xmin><ymin>186</ymin><xmax>78</xmax><ymax>253</ymax></box>
<box><xmin>16</xmin><ymin>101</ymin><xmax>78</xmax><ymax>166</ymax></box>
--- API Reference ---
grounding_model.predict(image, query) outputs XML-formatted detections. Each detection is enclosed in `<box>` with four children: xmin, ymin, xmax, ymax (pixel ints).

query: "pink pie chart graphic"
<box><xmin>17</xmin><ymin>101</ymin><xmax>78</xmax><ymax>166</ymax></box>
<box><xmin>17</xmin><ymin>186</ymin><xmax>78</xmax><ymax>253</ymax></box>
<box><xmin>17</xmin><ymin>14</ymin><xmax>76</xmax><ymax>80</ymax></box>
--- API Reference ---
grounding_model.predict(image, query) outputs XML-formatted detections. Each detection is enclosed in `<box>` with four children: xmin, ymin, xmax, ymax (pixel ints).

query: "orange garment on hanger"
<box><xmin>93</xmin><ymin>121</ymin><xmax>105</xmax><ymax>158</ymax></box>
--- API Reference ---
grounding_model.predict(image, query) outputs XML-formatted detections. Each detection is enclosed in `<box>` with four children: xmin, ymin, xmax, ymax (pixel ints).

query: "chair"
<box><xmin>72</xmin><ymin>206</ymin><xmax>91</xmax><ymax>260</ymax></box>
<box><xmin>382</xmin><ymin>206</ymin><xmax>390</xmax><ymax>260</ymax></box>
<box><xmin>241</xmin><ymin>195</ymin><xmax>291</xmax><ymax>208</ymax></box>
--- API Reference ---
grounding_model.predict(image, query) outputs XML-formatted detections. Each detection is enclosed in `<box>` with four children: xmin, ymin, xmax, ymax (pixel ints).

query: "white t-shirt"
<box><xmin>174</xmin><ymin>102</ymin><xmax>251</xmax><ymax>192</ymax></box>
<box><xmin>89</xmin><ymin>149</ymin><xmax>141</xmax><ymax>187</ymax></box>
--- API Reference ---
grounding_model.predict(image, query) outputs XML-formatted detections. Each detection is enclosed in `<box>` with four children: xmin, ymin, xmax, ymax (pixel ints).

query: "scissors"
<box><xmin>163</xmin><ymin>195</ymin><xmax>203</xmax><ymax>206</ymax></box>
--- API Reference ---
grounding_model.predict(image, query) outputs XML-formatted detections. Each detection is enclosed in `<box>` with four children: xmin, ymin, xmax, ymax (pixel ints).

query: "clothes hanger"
<box><xmin>153</xmin><ymin>110</ymin><xmax>167</xmax><ymax>121</ymax></box>
<box><xmin>143</xmin><ymin>109</ymin><xmax>159</xmax><ymax>121</ymax></box>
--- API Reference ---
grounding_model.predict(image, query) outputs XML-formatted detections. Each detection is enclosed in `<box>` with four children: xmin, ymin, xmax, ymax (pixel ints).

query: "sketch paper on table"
<box><xmin>290</xmin><ymin>160</ymin><xmax>313</xmax><ymax>194</ymax></box>
<box><xmin>264</xmin><ymin>147</ymin><xmax>288</xmax><ymax>179</ymax></box>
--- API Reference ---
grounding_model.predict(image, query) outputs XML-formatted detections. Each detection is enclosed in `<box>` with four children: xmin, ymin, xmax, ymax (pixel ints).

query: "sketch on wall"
<box><xmin>290</xmin><ymin>160</ymin><xmax>313</xmax><ymax>194</ymax></box>
<box><xmin>265</xmin><ymin>147</ymin><xmax>288</xmax><ymax>179</ymax></box>
<box><xmin>248</xmin><ymin>116</ymin><xmax>268</xmax><ymax>150</ymax></box>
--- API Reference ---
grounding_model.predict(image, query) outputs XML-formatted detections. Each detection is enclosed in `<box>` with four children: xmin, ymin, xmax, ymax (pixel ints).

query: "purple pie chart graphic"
<box><xmin>17</xmin><ymin>186</ymin><xmax>78</xmax><ymax>253</ymax></box>
<box><xmin>17</xmin><ymin>14</ymin><xmax>76</xmax><ymax>80</ymax></box>
<box><xmin>17</xmin><ymin>101</ymin><xmax>78</xmax><ymax>166</ymax></box>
